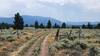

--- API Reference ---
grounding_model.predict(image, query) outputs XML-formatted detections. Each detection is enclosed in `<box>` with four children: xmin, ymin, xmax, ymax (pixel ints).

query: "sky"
<box><xmin>0</xmin><ymin>0</ymin><xmax>100</xmax><ymax>22</ymax></box>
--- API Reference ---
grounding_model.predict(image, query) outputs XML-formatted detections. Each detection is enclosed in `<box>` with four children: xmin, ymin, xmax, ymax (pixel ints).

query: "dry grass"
<box><xmin>0</xmin><ymin>28</ymin><xmax>100</xmax><ymax>56</ymax></box>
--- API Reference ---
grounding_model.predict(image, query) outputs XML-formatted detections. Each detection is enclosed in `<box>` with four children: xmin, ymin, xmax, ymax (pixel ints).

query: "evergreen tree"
<box><xmin>13</xmin><ymin>13</ymin><xmax>24</xmax><ymax>38</ymax></box>
<box><xmin>95</xmin><ymin>23</ymin><xmax>100</xmax><ymax>29</ymax></box>
<box><xmin>35</xmin><ymin>21</ymin><xmax>39</xmax><ymax>29</ymax></box>
<box><xmin>61</xmin><ymin>22</ymin><xmax>66</xmax><ymax>28</ymax></box>
<box><xmin>47</xmin><ymin>20</ymin><xmax>52</xmax><ymax>28</ymax></box>
<box><xmin>25</xmin><ymin>24</ymin><xmax>29</xmax><ymax>27</ymax></box>
<box><xmin>14</xmin><ymin>13</ymin><xmax>24</xmax><ymax>30</ymax></box>
<box><xmin>0</xmin><ymin>22</ymin><xmax>10</xmax><ymax>29</ymax></box>
<box><xmin>39</xmin><ymin>23</ymin><xmax>45</xmax><ymax>28</ymax></box>
<box><xmin>53</xmin><ymin>23</ymin><xmax>60</xmax><ymax>28</ymax></box>
<box><xmin>87</xmin><ymin>22</ymin><xmax>93</xmax><ymax>29</ymax></box>
<box><xmin>82</xmin><ymin>24</ymin><xmax>86</xmax><ymax>29</ymax></box>
<box><xmin>53</xmin><ymin>23</ymin><xmax>57</xmax><ymax>28</ymax></box>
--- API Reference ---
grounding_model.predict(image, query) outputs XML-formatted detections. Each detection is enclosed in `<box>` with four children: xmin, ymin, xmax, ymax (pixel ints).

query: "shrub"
<box><xmin>89</xmin><ymin>47</ymin><xmax>98</xmax><ymax>56</ymax></box>
<box><xmin>0</xmin><ymin>37</ymin><xmax>5</xmax><ymax>41</ymax></box>
<box><xmin>6</xmin><ymin>36</ymin><xmax>15</xmax><ymax>42</ymax></box>
<box><xmin>7</xmin><ymin>38</ymin><xmax>15</xmax><ymax>42</ymax></box>
<box><xmin>79</xmin><ymin>43</ymin><xmax>88</xmax><ymax>50</ymax></box>
<box><xmin>70</xmin><ymin>41</ymin><xmax>88</xmax><ymax>50</ymax></box>
<box><xmin>25</xmin><ymin>37</ymin><xmax>30</xmax><ymax>40</ymax></box>
<box><xmin>67</xmin><ymin>36</ymin><xmax>77</xmax><ymax>41</ymax></box>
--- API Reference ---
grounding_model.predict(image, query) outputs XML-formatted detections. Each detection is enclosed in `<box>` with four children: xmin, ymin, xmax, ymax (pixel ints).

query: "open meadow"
<box><xmin>0</xmin><ymin>28</ymin><xmax>100</xmax><ymax>56</ymax></box>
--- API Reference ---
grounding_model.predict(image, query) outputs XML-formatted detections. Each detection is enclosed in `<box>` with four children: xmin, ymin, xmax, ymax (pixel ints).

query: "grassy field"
<box><xmin>0</xmin><ymin>28</ymin><xmax>100</xmax><ymax>56</ymax></box>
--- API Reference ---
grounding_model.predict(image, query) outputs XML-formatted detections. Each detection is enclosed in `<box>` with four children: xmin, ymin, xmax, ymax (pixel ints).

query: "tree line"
<box><xmin>72</xmin><ymin>22</ymin><xmax>100</xmax><ymax>29</ymax></box>
<box><xmin>33</xmin><ymin>20</ymin><xmax>67</xmax><ymax>29</ymax></box>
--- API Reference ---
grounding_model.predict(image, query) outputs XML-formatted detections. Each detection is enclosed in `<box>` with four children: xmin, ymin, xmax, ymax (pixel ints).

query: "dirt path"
<box><xmin>23</xmin><ymin>31</ymin><xmax>50</xmax><ymax>56</ymax></box>
<box><xmin>10</xmin><ymin>29</ymin><xmax>56</xmax><ymax>56</ymax></box>
<box><xmin>39</xmin><ymin>32</ymin><xmax>56</xmax><ymax>56</ymax></box>
<box><xmin>39</xmin><ymin>34</ymin><xmax>50</xmax><ymax>56</ymax></box>
<box><xmin>10</xmin><ymin>30</ymin><xmax>47</xmax><ymax>56</ymax></box>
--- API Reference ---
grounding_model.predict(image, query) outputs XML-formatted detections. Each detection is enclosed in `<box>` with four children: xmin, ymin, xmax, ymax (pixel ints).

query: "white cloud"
<box><xmin>0</xmin><ymin>0</ymin><xmax>46</xmax><ymax>17</ymax></box>
<box><xmin>38</xmin><ymin>0</ymin><xmax>100</xmax><ymax>11</ymax></box>
<box><xmin>0</xmin><ymin>0</ymin><xmax>100</xmax><ymax>16</ymax></box>
<box><xmin>0</xmin><ymin>0</ymin><xmax>100</xmax><ymax>22</ymax></box>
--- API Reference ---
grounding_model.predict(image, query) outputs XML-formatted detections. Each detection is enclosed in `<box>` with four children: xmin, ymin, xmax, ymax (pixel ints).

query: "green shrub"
<box><xmin>89</xmin><ymin>47</ymin><xmax>98</xmax><ymax>56</ymax></box>
<box><xmin>80</xmin><ymin>43</ymin><xmax>87</xmax><ymax>49</ymax></box>
<box><xmin>0</xmin><ymin>37</ymin><xmax>5</xmax><ymax>41</ymax></box>
<box><xmin>67</xmin><ymin>36</ymin><xmax>77</xmax><ymax>41</ymax></box>
<box><xmin>6</xmin><ymin>36</ymin><xmax>15</xmax><ymax>42</ymax></box>
<box><xmin>70</xmin><ymin>42</ymin><xmax>88</xmax><ymax>50</ymax></box>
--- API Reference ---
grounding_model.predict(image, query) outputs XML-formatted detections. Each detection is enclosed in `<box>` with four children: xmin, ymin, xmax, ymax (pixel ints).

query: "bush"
<box><xmin>25</xmin><ymin>37</ymin><xmax>30</xmax><ymax>40</ymax></box>
<box><xmin>6</xmin><ymin>36</ymin><xmax>15</xmax><ymax>42</ymax></box>
<box><xmin>79</xmin><ymin>43</ymin><xmax>88</xmax><ymax>50</ymax></box>
<box><xmin>67</xmin><ymin>36</ymin><xmax>77</xmax><ymax>41</ymax></box>
<box><xmin>0</xmin><ymin>37</ymin><xmax>5</xmax><ymax>41</ymax></box>
<box><xmin>7</xmin><ymin>38</ymin><xmax>15</xmax><ymax>42</ymax></box>
<box><xmin>70</xmin><ymin>42</ymin><xmax>88</xmax><ymax>50</ymax></box>
<box><xmin>89</xmin><ymin>47</ymin><xmax>98</xmax><ymax>56</ymax></box>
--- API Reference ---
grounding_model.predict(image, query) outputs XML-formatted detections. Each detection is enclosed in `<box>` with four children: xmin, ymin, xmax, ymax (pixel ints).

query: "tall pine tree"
<box><xmin>53</xmin><ymin>23</ymin><xmax>60</xmax><ymax>28</ymax></box>
<box><xmin>61</xmin><ymin>22</ymin><xmax>66</xmax><ymax>28</ymax></box>
<box><xmin>95</xmin><ymin>23</ymin><xmax>100</xmax><ymax>29</ymax></box>
<box><xmin>47</xmin><ymin>20</ymin><xmax>52</xmax><ymax>28</ymax></box>
<box><xmin>39</xmin><ymin>23</ymin><xmax>45</xmax><ymax>28</ymax></box>
<box><xmin>13</xmin><ymin>13</ymin><xmax>24</xmax><ymax>38</ymax></box>
<box><xmin>82</xmin><ymin>24</ymin><xmax>86</xmax><ymax>29</ymax></box>
<box><xmin>35</xmin><ymin>21</ymin><xmax>39</xmax><ymax>29</ymax></box>
<box><xmin>87</xmin><ymin>22</ymin><xmax>93</xmax><ymax>29</ymax></box>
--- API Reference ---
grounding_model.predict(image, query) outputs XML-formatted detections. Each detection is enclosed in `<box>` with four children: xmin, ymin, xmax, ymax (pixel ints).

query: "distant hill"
<box><xmin>0</xmin><ymin>15</ymin><xmax>62</xmax><ymax>25</ymax></box>
<box><xmin>0</xmin><ymin>17</ymin><xmax>13</xmax><ymax>24</ymax></box>
<box><xmin>0</xmin><ymin>15</ymin><xmax>99</xmax><ymax>26</ymax></box>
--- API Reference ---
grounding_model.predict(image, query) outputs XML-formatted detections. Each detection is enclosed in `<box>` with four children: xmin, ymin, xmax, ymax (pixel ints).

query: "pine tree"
<box><xmin>95</xmin><ymin>23</ymin><xmax>100</xmax><ymax>29</ymax></box>
<box><xmin>25</xmin><ymin>24</ymin><xmax>29</xmax><ymax>27</ymax></box>
<box><xmin>87</xmin><ymin>22</ymin><xmax>93</xmax><ymax>29</ymax></box>
<box><xmin>82</xmin><ymin>24</ymin><xmax>86</xmax><ymax>29</ymax></box>
<box><xmin>53</xmin><ymin>23</ymin><xmax>57</xmax><ymax>28</ymax></box>
<box><xmin>13</xmin><ymin>13</ymin><xmax>24</xmax><ymax>38</ymax></box>
<box><xmin>61</xmin><ymin>22</ymin><xmax>66</xmax><ymax>28</ymax></box>
<box><xmin>0</xmin><ymin>22</ymin><xmax>10</xmax><ymax>29</ymax></box>
<box><xmin>40</xmin><ymin>23</ymin><xmax>45</xmax><ymax>28</ymax></box>
<box><xmin>35</xmin><ymin>21</ymin><xmax>39</xmax><ymax>29</ymax></box>
<box><xmin>47</xmin><ymin>20</ymin><xmax>52</xmax><ymax>28</ymax></box>
<box><xmin>53</xmin><ymin>23</ymin><xmax>60</xmax><ymax>28</ymax></box>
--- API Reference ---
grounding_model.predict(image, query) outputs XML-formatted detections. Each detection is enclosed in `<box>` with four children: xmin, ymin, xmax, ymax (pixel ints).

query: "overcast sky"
<box><xmin>0</xmin><ymin>0</ymin><xmax>100</xmax><ymax>22</ymax></box>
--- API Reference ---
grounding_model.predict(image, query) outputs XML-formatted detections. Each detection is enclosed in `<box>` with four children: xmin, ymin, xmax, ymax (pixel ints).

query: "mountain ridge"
<box><xmin>0</xmin><ymin>15</ymin><xmax>62</xmax><ymax>25</ymax></box>
<box><xmin>0</xmin><ymin>15</ymin><xmax>99</xmax><ymax>25</ymax></box>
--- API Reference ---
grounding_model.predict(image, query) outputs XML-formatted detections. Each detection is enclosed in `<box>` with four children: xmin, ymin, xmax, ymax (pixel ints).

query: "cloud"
<box><xmin>38</xmin><ymin>0</ymin><xmax>100</xmax><ymax>11</ymax></box>
<box><xmin>0</xmin><ymin>0</ymin><xmax>46</xmax><ymax>17</ymax></box>
<box><xmin>0</xmin><ymin>0</ymin><xmax>100</xmax><ymax>22</ymax></box>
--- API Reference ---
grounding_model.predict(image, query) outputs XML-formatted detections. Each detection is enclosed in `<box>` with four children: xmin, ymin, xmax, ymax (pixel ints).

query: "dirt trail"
<box><xmin>10</xmin><ymin>29</ymin><xmax>56</xmax><ymax>56</ymax></box>
<box><xmin>23</xmin><ymin>32</ymin><xmax>50</xmax><ymax>56</ymax></box>
<box><xmin>39</xmin><ymin>32</ymin><xmax>56</xmax><ymax>56</ymax></box>
<box><xmin>10</xmin><ymin>30</ymin><xmax>46</xmax><ymax>56</ymax></box>
<box><xmin>39</xmin><ymin>34</ymin><xmax>50</xmax><ymax>56</ymax></box>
